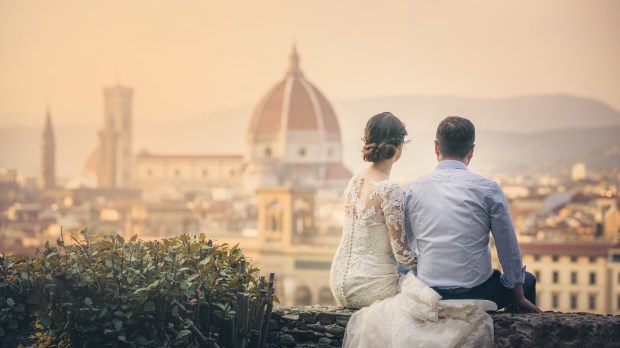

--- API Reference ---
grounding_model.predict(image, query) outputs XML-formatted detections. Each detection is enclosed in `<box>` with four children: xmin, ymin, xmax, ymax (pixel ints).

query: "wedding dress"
<box><xmin>329</xmin><ymin>175</ymin><xmax>495</xmax><ymax>348</ymax></box>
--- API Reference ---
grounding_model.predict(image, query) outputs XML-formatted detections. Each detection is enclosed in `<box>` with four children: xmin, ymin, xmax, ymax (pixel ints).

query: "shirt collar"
<box><xmin>436</xmin><ymin>160</ymin><xmax>468</xmax><ymax>170</ymax></box>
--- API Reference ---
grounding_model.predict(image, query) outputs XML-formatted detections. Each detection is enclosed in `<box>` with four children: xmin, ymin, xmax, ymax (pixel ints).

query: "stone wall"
<box><xmin>265</xmin><ymin>306</ymin><xmax>620</xmax><ymax>347</ymax></box>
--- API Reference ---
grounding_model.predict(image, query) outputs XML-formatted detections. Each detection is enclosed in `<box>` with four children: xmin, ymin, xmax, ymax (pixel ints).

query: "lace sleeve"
<box><xmin>378</xmin><ymin>182</ymin><xmax>417</xmax><ymax>268</ymax></box>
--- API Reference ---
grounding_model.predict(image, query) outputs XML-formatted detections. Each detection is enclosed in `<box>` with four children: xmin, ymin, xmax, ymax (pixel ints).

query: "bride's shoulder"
<box><xmin>371</xmin><ymin>179</ymin><xmax>403</xmax><ymax>197</ymax></box>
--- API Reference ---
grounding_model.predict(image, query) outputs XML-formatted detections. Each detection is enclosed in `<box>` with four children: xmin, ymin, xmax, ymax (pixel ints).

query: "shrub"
<box><xmin>0</xmin><ymin>230</ymin><xmax>275</xmax><ymax>347</ymax></box>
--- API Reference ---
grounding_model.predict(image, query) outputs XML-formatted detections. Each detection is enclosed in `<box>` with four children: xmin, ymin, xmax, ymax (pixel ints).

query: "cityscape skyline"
<box><xmin>1</xmin><ymin>49</ymin><xmax>619</xmax><ymax>314</ymax></box>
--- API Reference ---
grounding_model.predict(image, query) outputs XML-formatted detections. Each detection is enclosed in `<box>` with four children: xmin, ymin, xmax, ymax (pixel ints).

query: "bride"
<box><xmin>329</xmin><ymin>112</ymin><xmax>494</xmax><ymax>347</ymax></box>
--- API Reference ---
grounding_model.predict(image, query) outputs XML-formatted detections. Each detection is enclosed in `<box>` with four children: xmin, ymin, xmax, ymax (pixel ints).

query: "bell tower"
<box><xmin>257</xmin><ymin>186</ymin><xmax>316</xmax><ymax>247</ymax></box>
<box><xmin>98</xmin><ymin>85</ymin><xmax>133</xmax><ymax>188</ymax></box>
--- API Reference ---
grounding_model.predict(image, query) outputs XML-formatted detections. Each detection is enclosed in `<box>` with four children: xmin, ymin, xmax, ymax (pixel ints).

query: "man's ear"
<box><xmin>434</xmin><ymin>141</ymin><xmax>440</xmax><ymax>158</ymax></box>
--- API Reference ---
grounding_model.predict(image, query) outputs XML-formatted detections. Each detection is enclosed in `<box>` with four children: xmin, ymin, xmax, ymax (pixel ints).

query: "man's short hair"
<box><xmin>436</xmin><ymin>116</ymin><xmax>475</xmax><ymax>159</ymax></box>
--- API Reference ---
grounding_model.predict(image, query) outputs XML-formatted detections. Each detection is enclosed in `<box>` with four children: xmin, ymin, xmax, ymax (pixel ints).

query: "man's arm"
<box><xmin>488</xmin><ymin>182</ymin><xmax>541</xmax><ymax>313</ymax></box>
<box><xmin>511</xmin><ymin>283</ymin><xmax>541</xmax><ymax>313</ymax></box>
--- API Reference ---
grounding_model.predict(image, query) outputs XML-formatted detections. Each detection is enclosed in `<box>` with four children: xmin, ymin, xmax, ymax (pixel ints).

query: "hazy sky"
<box><xmin>1</xmin><ymin>0</ymin><xmax>619</xmax><ymax>127</ymax></box>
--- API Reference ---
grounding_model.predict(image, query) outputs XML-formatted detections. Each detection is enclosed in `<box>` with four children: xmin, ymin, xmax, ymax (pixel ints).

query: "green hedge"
<box><xmin>0</xmin><ymin>230</ymin><xmax>275</xmax><ymax>347</ymax></box>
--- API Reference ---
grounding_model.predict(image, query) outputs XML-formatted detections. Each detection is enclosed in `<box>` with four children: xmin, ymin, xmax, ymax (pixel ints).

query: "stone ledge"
<box><xmin>266</xmin><ymin>306</ymin><xmax>620</xmax><ymax>347</ymax></box>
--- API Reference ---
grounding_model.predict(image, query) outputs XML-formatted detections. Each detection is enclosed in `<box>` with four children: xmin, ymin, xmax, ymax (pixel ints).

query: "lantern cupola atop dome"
<box><xmin>243</xmin><ymin>45</ymin><xmax>351</xmax><ymax>191</ymax></box>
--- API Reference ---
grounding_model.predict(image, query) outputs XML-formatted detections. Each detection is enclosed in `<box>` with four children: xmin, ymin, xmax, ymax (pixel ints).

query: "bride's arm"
<box><xmin>381</xmin><ymin>183</ymin><xmax>417</xmax><ymax>268</ymax></box>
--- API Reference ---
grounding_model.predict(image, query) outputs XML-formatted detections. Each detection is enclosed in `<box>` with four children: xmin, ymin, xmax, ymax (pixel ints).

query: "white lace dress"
<box><xmin>329</xmin><ymin>175</ymin><xmax>495</xmax><ymax>348</ymax></box>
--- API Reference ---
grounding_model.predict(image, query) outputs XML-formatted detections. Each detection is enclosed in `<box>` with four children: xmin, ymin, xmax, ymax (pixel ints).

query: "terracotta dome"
<box><xmin>242</xmin><ymin>46</ymin><xmax>351</xmax><ymax>191</ymax></box>
<box><xmin>246</xmin><ymin>46</ymin><xmax>341</xmax><ymax>141</ymax></box>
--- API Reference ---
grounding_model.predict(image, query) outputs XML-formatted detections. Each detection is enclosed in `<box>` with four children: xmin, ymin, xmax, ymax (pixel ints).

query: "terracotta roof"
<box><xmin>520</xmin><ymin>241</ymin><xmax>619</xmax><ymax>257</ymax></box>
<box><xmin>247</xmin><ymin>48</ymin><xmax>342</xmax><ymax>139</ymax></box>
<box><xmin>136</xmin><ymin>154</ymin><xmax>242</xmax><ymax>160</ymax></box>
<box><xmin>325</xmin><ymin>163</ymin><xmax>352</xmax><ymax>181</ymax></box>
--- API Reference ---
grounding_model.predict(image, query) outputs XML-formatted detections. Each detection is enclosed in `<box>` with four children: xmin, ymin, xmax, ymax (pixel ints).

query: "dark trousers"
<box><xmin>432</xmin><ymin>270</ymin><xmax>537</xmax><ymax>310</ymax></box>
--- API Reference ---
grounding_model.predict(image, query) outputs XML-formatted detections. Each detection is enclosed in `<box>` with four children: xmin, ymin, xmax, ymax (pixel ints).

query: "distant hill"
<box><xmin>334</xmin><ymin>93</ymin><xmax>620</xmax><ymax>134</ymax></box>
<box><xmin>1</xmin><ymin>94</ymin><xmax>619</xmax><ymax>180</ymax></box>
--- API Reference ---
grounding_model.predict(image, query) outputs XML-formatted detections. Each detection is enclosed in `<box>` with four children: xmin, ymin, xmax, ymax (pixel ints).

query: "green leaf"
<box><xmin>130</xmin><ymin>234</ymin><xmax>138</xmax><ymax>242</ymax></box>
<box><xmin>39</xmin><ymin>316</ymin><xmax>52</xmax><ymax>328</ymax></box>
<box><xmin>199</xmin><ymin>257</ymin><xmax>211</xmax><ymax>266</ymax></box>
<box><xmin>176</xmin><ymin>329</ymin><xmax>192</xmax><ymax>339</ymax></box>
<box><xmin>136</xmin><ymin>335</ymin><xmax>149</xmax><ymax>345</ymax></box>
<box><xmin>114</xmin><ymin>320</ymin><xmax>123</xmax><ymax>331</ymax></box>
<box><xmin>84</xmin><ymin>297</ymin><xmax>93</xmax><ymax>306</ymax></box>
<box><xmin>187</xmin><ymin>273</ymin><xmax>200</xmax><ymax>282</ymax></box>
<box><xmin>147</xmin><ymin>279</ymin><xmax>160</xmax><ymax>290</ymax></box>
<box><xmin>6</xmin><ymin>298</ymin><xmax>15</xmax><ymax>307</ymax></box>
<box><xmin>46</xmin><ymin>252</ymin><xmax>58</xmax><ymax>259</ymax></box>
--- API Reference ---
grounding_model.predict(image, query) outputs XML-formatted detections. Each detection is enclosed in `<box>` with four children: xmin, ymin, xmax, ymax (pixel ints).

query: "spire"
<box><xmin>287</xmin><ymin>43</ymin><xmax>303</xmax><ymax>78</ymax></box>
<box><xmin>43</xmin><ymin>104</ymin><xmax>54</xmax><ymax>140</ymax></box>
<box><xmin>40</xmin><ymin>105</ymin><xmax>55</xmax><ymax>190</ymax></box>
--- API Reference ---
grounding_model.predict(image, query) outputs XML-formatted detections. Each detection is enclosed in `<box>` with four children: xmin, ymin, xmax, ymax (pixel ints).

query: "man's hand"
<box><xmin>512</xmin><ymin>283</ymin><xmax>542</xmax><ymax>313</ymax></box>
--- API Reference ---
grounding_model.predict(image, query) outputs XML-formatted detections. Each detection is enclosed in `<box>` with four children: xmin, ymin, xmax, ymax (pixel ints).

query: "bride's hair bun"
<box><xmin>361</xmin><ymin>112</ymin><xmax>408</xmax><ymax>163</ymax></box>
<box><xmin>362</xmin><ymin>140</ymin><xmax>398</xmax><ymax>162</ymax></box>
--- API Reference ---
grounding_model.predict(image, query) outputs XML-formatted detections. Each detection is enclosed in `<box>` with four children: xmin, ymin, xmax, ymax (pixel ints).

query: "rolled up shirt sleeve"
<box><xmin>487</xmin><ymin>182</ymin><xmax>525</xmax><ymax>288</ymax></box>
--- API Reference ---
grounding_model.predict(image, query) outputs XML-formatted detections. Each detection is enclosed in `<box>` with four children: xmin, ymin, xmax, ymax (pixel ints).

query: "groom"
<box><xmin>403</xmin><ymin>116</ymin><xmax>540</xmax><ymax>313</ymax></box>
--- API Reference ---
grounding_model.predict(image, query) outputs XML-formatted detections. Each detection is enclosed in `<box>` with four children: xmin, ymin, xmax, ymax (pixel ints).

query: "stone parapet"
<box><xmin>266</xmin><ymin>306</ymin><xmax>620</xmax><ymax>347</ymax></box>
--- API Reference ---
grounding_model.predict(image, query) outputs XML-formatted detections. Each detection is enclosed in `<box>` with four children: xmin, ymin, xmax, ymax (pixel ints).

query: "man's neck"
<box><xmin>438</xmin><ymin>157</ymin><xmax>469</xmax><ymax>166</ymax></box>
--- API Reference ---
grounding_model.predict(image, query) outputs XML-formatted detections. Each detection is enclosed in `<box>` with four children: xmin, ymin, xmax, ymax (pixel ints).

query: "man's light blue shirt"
<box><xmin>404</xmin><ymin>160</ymin><xmax>525</xmax><ymax>289</ymax></box>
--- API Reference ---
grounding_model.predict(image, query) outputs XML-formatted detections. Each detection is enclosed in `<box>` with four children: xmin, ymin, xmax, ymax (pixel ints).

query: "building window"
<box><xmin>552</xmin><ymin>255</ymin><xmax>559</xmax><ymax>262</ymax></box>
<box><xmin>570</xmin><ymin>294</ymin><xmax>577</xmax><ymax>309</ymax></box>
<box><xmin>265</xmin><ymin>147</ymin><xmax>272</xmax><ymax>157</ymax></box>
<box><xmin>295</xmin><ymin>287</ymin><xmax>312</xmax><ymax>306</ymax></box>
<box><xmin>590</xmin><ymin>272</ymin><xmax>596</xmax><ymax>285</ymax></box>
<box><xmin>318</xmin><ymin>287</ymin><xmax>335</xmax><ymax>305</ymax></box>
<box><xmin>552</xmin><ymin>271</ymin><xmax>559</xmax><ymax>284</ymax></box>
<box><xmin>589</xmin><ymin>294</ymin><xmax>597</xmax><ymax>310</ymax></box>
<box><xmin>535</xmin><ymin>271</ymin><xmax>541</xmax><ymax>282</ymax></box>
<box><xmin>552</xmin><ymin>293</ymin><xmax>559</xmax><ymax>309</ymax></box>
<box><xmin>534</xmin><ymin>255</ymin><xmax>541</xmax><ymax>262</ymax></box>
<box><xmin>589</xmin><ymin>256</ymin><xmax>597</xmax><ymax>263</ymax></box>
<box><xmin>571</xmin><ymin>256</ymin><xmax>578</xmax><ymax>263</ymax></box>
<box><xmin>299</xmin><ymin>147</ymin><xmax>306</xmax><ymax>157</ymax></box>
<box><xmin>571</xmin><ymin>272</ymin><xmax>577</xmax><ymax>284</ymax></box>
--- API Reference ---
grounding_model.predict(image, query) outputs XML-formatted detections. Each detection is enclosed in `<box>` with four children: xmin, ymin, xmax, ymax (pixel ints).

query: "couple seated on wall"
<box><xmin>329</xmin><ymin>114</ymin><xmax>540</xmax><ymax>347</ymax></box>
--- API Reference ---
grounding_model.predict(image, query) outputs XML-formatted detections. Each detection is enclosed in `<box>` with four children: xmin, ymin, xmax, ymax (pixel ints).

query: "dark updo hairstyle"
<box><xmin>362</xmin><ymin>112</ymin><xmax>408</xmax><ymax>163</ymax></box>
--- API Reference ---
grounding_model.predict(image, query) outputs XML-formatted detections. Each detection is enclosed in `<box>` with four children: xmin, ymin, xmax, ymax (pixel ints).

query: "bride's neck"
<box><xmin>371</xmin><ymin>161</ymin><xmax>392</xmax><ymax>177</ymax></box>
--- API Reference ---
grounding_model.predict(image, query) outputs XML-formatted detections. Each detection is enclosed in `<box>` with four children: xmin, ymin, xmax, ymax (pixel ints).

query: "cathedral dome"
<box><xmin>242</xmin><ymin>46</ymin><xmax>351</xmax><ymax>191</ymax></box>
<box><xmin>246</xmin><ymin>46</ymin><xmax>341</xmax><ymax>142</ymax></box>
